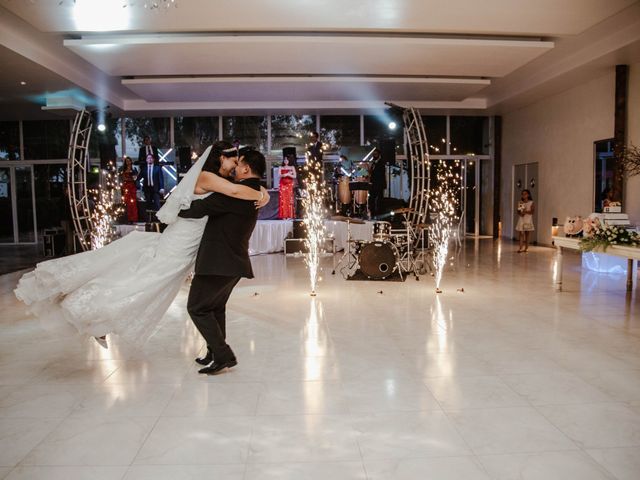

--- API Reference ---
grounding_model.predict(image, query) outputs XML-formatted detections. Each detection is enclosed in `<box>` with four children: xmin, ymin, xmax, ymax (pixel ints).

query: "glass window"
<box><xmin>222</xmin><ymin>116</ymin><xmax>267</xmax><ymax>152</ymax></box>
<box><xmin>0</xmin><ymin>121</ymin><xmax>20</xmax><ymax>160</ymax></box>
<box><xmin>320</xmin><ymin>116</ymin><xmax>360</xmax><ymax>152</ymax></box>
<box><xmin>422</xmin><ymin>116</ymin><xmax>446</xmax><ymax>155</ymax></box>
<box><xmin>174</xmin><ymin>116</ymin><xmax>218</xmax><ymax>156</ymax></box>
<box><xmin>363</xmin><ymin>115</ymin><xmax>403</xmax><ymax>153</ymax></box>
<box><xmin>89</xmin><ymin>116</ymin><xmax>121</xmax><ymax>160</ymax></box>
<box><xmin>33</xmin><ymin>164</ymin><xmax>67</xmax><ymax>232</ymax></box>
<box><xmin>23</xmin><ymin>119</ymin><xmax>70</xmax><ymax>160</ymax></box>
<box><xmin>271</xmin><ymin>115</ymin><xmax>316</xmax><ymax>151</ymax></box>
<box><xmin>450</xmin><ymin>116</ymin><xmax>489</xmax><ymax>155</ymax></box>
<box><xmin>123</xmin><ymin>117</ymin><xmax>171</xmax><ymax>162</ymax></box>
<box><xmin>0</xmin><ymin>167</ymin><xmax>13</xmax><ymax>242</ymax></box>
<box><xmin>16</xmin><ymin>166</ymin><xmax>35</xmax><ymax>243</ymax></box>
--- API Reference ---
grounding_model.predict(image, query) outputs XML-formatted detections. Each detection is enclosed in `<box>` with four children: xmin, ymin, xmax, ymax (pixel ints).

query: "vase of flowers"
<box><xmin>580</xmin><ymin>217</ymin><xmax>640</xmax><ymax>252</ymax></box>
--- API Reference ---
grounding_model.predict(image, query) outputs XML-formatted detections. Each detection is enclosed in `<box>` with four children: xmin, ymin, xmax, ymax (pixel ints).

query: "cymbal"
<box><xmin>330</xmin><ymin>215</ymin><xmax>366</xmax><ymax>224</ymax></box>
<box><xmin>392</xmin><ymin>208</ymin><xmax>415</xmax><ymax>214</ymax></box>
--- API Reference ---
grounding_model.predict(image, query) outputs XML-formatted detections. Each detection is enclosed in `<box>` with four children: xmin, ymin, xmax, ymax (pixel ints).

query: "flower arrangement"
<box><xmin>580</xmin><ymin>216</ymin><xmax>640</xmax><ymax>251</ymax></box>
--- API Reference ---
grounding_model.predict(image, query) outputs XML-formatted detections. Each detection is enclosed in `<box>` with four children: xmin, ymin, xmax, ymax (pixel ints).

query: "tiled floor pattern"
<box><xmin>0</xmin><ymin>239</ymin><xmax>639</xmax><ymax>479</ymax></box>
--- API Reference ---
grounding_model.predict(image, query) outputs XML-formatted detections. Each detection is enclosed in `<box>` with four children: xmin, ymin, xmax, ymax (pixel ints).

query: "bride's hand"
<box><xmin>255</xmin><ymin>187</ymin><xmax>270</xmax><ymax>209</ymax></box>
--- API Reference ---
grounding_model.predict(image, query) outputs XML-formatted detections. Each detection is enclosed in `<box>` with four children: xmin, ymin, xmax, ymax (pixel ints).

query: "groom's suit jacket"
<box><xmin>178</xmin><ymin>178</ymin><xmax>260</xmax><ymax>278</ymax></box>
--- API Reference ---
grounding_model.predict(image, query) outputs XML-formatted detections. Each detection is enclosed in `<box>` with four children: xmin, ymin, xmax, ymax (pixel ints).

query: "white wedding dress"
<box><xmin>14</xmin><ymin>147</ymin><xmax>213</xmax><ymax>346</ymax></box>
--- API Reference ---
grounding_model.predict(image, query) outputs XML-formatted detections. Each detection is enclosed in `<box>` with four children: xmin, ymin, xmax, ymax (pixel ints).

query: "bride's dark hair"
<box><xmin>202</xmin><ymin>141</ymin><xmax>236</xmax><ymax>174</ymax></box>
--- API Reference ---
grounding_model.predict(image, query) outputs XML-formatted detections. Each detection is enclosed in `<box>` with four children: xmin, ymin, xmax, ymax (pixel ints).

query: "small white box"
<box><xmin>604</xmin><ymin>206</ymin><xmax>622</xmax><ymax>213</ymax></box>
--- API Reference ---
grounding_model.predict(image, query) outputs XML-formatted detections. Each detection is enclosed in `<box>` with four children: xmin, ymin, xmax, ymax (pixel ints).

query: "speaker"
<box><xmin>282</xmin><ymin>146</ymin><xmax>297</xmax><ymax>166</ymax></box>
<box><xmin>177</xmin><ymin>146</ymin><xmax>192</xmax><ymax>173</ymax></box>
<box><xmin>378</xmin><ymin>139</ymin><xmax>396</xmax><ymax>166</ymax></box>
<box><xmin>99</xmin><ymin>144</ymin><xmax>117</xmax><ymax>170</ymax></box>
<box><xmin>284</xmin><ymin>238</ymin><xmax>334</xmax><ymax>255</ymax></box>
<box><xmin>292</xmin><ymin>219</ymin><xmax>306</xmax><ymax>239</ymax></box>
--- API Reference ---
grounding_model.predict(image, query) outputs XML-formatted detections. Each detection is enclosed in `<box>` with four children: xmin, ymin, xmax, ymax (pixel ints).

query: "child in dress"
<box><xmin>516</xmin><ymin>189</ymin><xmax>535</xmax><ymax>253</ymax></box>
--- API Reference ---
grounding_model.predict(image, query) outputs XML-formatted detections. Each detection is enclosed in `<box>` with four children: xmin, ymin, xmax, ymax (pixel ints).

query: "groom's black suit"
<box><xmin>178</xmin><ymin>177</ymin><xmax>260</xmax><ymax>364</ymax></box>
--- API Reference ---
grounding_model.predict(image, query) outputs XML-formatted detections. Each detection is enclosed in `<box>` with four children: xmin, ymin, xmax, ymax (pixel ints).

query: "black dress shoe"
<box><xmin>198</xmin><ymin>359</ymin><xmax>237</xmax><ymax>375</ymax></box>
<box><xmin>195</xmin><ymin>348</ymin><xmax>212</xmax><ymax>366</ymax></box>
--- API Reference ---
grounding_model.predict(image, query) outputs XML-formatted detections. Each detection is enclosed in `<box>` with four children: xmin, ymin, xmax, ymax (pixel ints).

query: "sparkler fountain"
<box><xmin>90</xmin><ymin>160</ymin><xmax>124</xmax><ymax>250</ymax></box>
<box><xmin>428</xmin><ymin>160</ymin><xmax>460</xmax><ymax>293</ymax></box>
<box><xmin>301</xmin><ymin>153</ymin><xmax>327</xmax><ymax>296</ymax></box>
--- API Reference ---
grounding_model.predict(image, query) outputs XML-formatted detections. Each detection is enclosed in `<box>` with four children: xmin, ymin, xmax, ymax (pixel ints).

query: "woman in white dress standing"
<box><xmin>516</xmin><ymin>189</ymin><xmax>535</xmax><ymax>253</ymax></box>
<box><xmin>14</xmin><ymin>141</ymin><xmax>269</xmax><ymax>347</ymax></box>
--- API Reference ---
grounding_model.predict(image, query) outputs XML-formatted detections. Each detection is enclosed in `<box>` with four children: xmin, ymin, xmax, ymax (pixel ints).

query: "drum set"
<box><xmin>331</xmin><ymin>208</ymin><xmax>429</xmax><ymax>281</ymax></box>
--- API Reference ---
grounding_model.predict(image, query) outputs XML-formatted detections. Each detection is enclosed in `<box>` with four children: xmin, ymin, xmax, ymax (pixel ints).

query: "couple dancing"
<box><xmin>15</xmin><ymin>142</ymin><xmax>267</xmax><ymax>375</ymax></box>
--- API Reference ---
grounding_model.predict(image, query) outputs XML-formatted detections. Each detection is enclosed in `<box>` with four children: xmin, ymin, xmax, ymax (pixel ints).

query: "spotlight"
<box><xmin>97</xmin><ymin>123</ymin><xmax>106</xmax><ymax>132</ymax></box>
<box><xmin>388</xmin><ymin>121</ymin><xmax>397</xmax><ymax>130</ymax></box>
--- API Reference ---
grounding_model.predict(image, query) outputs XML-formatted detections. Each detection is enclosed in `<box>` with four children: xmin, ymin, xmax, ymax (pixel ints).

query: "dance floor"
<box><xmin>0</xmin><ymin>240</ymin><xmax>639</xmax><ymax>480</ymax></box>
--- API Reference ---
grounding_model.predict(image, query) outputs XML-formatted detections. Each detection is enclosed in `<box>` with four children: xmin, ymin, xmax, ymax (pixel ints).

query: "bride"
<box><xmin>14</xmin><ymin>141</ymin><xmax>268</xmax><ymax>347</ymax></box>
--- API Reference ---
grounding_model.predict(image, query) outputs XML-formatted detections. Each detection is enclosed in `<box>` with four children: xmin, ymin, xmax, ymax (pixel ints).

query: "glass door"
<box><xmin>0</xmin><ymin>165</ymin><xmax>36</xmax><ymax>244</ymax></box>
<box><xmin>0</xmin><ymin>167</ymin><xmax>13</xmax><ymax>243</ymax></box>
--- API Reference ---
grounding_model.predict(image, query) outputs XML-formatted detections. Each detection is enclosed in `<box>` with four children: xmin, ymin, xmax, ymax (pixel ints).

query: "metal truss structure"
<box><xmin>67</xmin><ymin>109</ymin><xmax>94</xmax><ymax>252</ymax></box>
<box><xmin>401</xmin><ymin>106</ymin><xmax>430</xmax><ymax>228</ymax></box>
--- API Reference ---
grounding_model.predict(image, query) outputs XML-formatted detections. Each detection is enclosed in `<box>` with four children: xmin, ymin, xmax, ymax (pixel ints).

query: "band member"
<box><xmin>138</xmin><ymin>135</ymin><xmax>159</xmax><ymax>165</ymax></box>
<box><xmin>368</xmin><ymin>148</ymin><xmax>386</xmax><ymax>218</ymax></box>
<box><xmin>307</xmin><ymin>131</ymin><xmax>323</xmax><ymax>163</ymax></box>
<box><xmin>304</xmin><ymin>131</ymin><xmax>324</xmax><ymax>185</ymax></box>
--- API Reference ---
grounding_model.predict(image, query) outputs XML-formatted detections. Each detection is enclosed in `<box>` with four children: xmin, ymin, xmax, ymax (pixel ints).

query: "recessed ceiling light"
<box><xmin>20</xmin><ymin>81</ymin><xmax>27</xmax><ymax>86</ymax></box>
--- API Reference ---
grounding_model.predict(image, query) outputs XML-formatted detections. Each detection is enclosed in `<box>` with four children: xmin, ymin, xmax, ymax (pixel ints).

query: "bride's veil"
<box><xmin>156</xmin><ymin>145</ymin><xmax>212</xmax><ymax>224</ymax></box>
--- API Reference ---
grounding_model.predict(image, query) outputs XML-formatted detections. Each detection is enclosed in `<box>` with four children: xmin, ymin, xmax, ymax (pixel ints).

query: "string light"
<box><xmin>428</xmin><ymin>160</ymin><xmax>460</xmax><ymax>292</ymax></box>
<box><xmin>90</xmin><ymin>160</ymin><xmax>124</xmax><ymax>250</ymax></box>
<box><xmin>301</xmin><ymin>152</ymin><xmax>327</xmax><ymax>296</ymax></box>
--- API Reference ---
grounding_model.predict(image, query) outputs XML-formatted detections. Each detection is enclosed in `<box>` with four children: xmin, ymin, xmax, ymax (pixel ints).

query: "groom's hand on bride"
<box><xmin>255</xmin><ymin>188</ymin><xmax>270</xmax><ymax>209</ymax></box>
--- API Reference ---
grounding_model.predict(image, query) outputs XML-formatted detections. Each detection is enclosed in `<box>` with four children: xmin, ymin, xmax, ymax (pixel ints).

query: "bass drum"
<box><xmin>359</xmin><ymin>241</ymin><xmax>398</xmax><ymax>279</ymax></box>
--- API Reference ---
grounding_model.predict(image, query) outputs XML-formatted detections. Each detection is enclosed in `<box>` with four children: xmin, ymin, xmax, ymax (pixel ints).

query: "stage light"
<box><xmin>388</xmin><ymin>121</ymin><xmax>397</xmax><ymax>130</ymax></box>
<box><xmin>20</xmin><ymin>81</ymin><xmax>26</xmax><ymax>86</ymax></box>
<box><xmin>97</xmin><ymin>123</ymin><xmax>106</xmax><ymax>132</ymax></box>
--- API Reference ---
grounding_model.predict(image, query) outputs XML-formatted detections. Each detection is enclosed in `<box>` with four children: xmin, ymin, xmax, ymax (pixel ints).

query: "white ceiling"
<box><xmin>65</xmin><ymin>35</ymin><xmax>553</xmax><ymax>77</ymax></box>
<box><xmin>3</xmin><ymin>0</ymin><xmax>636</xmax><ymax>36</ymax></box>
<box><xmin>1</xmin><ymin>0</ymin><xmax>640</xmax><ymax>117</ymax></box>
<box><xmin>122</xmin><ymin>76</ymin><xmax>491</xmax><ymax>103</ymax></box>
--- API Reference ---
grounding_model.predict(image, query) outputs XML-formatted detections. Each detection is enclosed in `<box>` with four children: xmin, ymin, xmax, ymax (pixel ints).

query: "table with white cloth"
<box><xmin>115</xmin><ymin>219</ymin><xmax>375</xmax><ymax>256</ymax></box>
<box><xmin>115</xmin><ymin>224</ymin><xmax>147</xmax><ymax>236</ymax></box>
<box><xmin>553</xmin><ymin>235</ymin><xmax>640</xmax><ymax>292</ymax></box>
<box><xmin>324</xmin><ymin>220</ymin><xmax>373</xmax><ymax>251</ymax></box>
<box><xmin>249</xmin><ymin>220</ymin><xmax>293</xmax><ymax>255</ymax></box>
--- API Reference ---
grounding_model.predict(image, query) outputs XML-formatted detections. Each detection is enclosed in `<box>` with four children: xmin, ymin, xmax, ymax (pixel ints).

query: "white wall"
<box><xmin>501</xmin><ymin>71</ymin><xmax>616</xmax><ymax>246</ymax></box>
<box><xmin>626</xmin><ymin>62</ymin><xmax>640</xmax><ymax>225</ymax></box>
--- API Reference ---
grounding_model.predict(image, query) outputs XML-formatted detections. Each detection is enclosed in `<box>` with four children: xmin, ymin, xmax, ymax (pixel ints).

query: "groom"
<box><xmin>179</xmin><ymin>148</ymin><xmax>266</xmax><ymax>375</ymax></box>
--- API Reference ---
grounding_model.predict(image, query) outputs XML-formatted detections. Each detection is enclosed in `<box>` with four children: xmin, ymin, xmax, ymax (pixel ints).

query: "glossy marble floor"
<box><xmin>1</xmin><ymin>240</ymin><xmax>639</xmax><ymax>480</ymax></box>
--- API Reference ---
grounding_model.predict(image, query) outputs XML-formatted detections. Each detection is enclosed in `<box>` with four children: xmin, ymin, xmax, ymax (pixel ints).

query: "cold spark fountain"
<box><xmin>301</xmin><ymin>154</ymin><xmax>327</xmax><ymax>296</ymax></box>
<box><xmin>429</xmin><ymin>160</ymin><xmax>460</xmax><ymax>292</ymax></box>
<box><xmin>90</xmin><ymin>160</ymin><xmax>124</xmax><ymax>250</ymax></box>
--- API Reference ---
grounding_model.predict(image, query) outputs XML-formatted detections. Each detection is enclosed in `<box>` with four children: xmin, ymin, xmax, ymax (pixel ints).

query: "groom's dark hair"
<box><xmin>240</xmin><ymin>149</ymin><xmax>266</xmax><ymax>178</ymax></box>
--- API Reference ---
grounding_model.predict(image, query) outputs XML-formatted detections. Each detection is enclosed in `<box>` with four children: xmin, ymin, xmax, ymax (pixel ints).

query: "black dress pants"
<box><xmin>187</xmin><ymin>274</ymin><xmax>241</xmax><ymax>363</ymax></box>
<box><xmin>143</xmin><ymin>186</ymin><xmax>161</xmax><ymax>214</ymax></box>
<box><xmin>369</xmin><ymin>187</ymin><xmax>384</xmax><ymax>218</ymax></box>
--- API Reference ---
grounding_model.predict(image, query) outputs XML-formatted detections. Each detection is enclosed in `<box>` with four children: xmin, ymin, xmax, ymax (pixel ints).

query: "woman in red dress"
<box><xmin>277</xmin><ymin>157</ymin><xmax>297</xmax><ymax>219</ymax></box>
<box><xmin>120</xmin><ymin>156</ymin><xmax>139</xmax><ymax>223</ymax></box>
